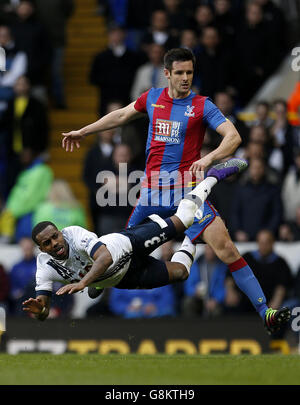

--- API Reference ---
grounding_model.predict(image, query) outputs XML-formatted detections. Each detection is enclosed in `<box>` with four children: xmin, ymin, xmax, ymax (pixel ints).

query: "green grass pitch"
<box><xmin>0</xmin><ymin>354</ymin><xmax>300</xmax><ymax>385</ymax></box>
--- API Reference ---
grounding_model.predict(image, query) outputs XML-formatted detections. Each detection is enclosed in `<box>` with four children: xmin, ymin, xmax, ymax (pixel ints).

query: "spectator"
<box><xmin>130</xmin><ymin>43</ymin><xmax>168</xmax><ymax>101</ymax></box>
<box><xmin>0</xmin><ymin>148</ymin><xmax>53</xmax><ymax>242</ymax></box>
<box><xmin>223</xmin><ymin>276</ymin><xmax>243</xmax><ymax>314</ymax></box>
<box><xmin>35</xmin><ymin>0</ymin><xmax>74</xmax><ymax>109</ymax></box>
<box><xmin>10</xmin><ymin>1</ymin><xmax>50</xmax><ymax>97</ymax></box>
<box><xmin>237</xmin><ymin>138</ymin><xmax>282</xmax><ymax>186</ymax></box>
<box><xmin>33</xmin><ymin>179</ymin><xmax>87</xmax><ymax>231</ymax></box>
<box><xmin>234</xmin><ymin>2</ymin><xmax>278</xmax><ymax>105</ymax></box>
<box><xmin>8</xmin><ymin>236</ymin><xmax>36</xmax><ymax>315</ymax></box>
<box><xmin>0</xmin><ymin>263</ymin><xmax>10</xmax><ymax>311</ymax></box>
<box><xmin>281</xmin><ymin>149</ymin><xmax>300</xmax><ymax>222</ymax></box>
<box><xmin>0</xmin><ymin>24</ymin><xmax>27</xmax><ymax>114</ymax></box>
<box><xmin>97</xmin><ymin>0</ymin><xmax>128</xmax><ymax>27</ymax></box>
<box><xmin>270</xmin><ymin>98</ymin><xmax>294</xmax><ymax>175</ymax></box>
<box><xmin>231</xmin><ymin>157</ymin><xmax>282</xmax><ymax>241</ymax></box>
<box><xmin>84</xmin><ymin>140</ymin><xmax>139</xmax><ymax>235</ymax></box>
<box><xmin>179</xmin><ymin>29</ymin><xmax>201</xmax><ymax>92</ymax></box>
<box><xmin>105</xmin><ymin>100</ymin><xmax>145</xmax><ymax>168</ymax></box>
<box><xmin>255</xmin><ymin>0</ymin><xmax>287</xmax><ymax>58</ymax></box>
<box><xmin>236</xmin><ymin>125</ymin><xmax>283</xmax><ymax>180</ymax></box>
<box><xmin>83</xmin><ymin>128</ymin><xmax>115</xmax><ymax>233</ymax></box>
<box><xmin>95</xmin><ymin>143</ymin><xmax>139</xmax><ymax>235</ymax></box>
<box><xmin>212</xmin><ymin>91</ymin><xmax>249</xmax><ymax>146</ymax></box>
<box><xmin>162</xmin><ymin>0</ymin><xmax>190</xmax><ymax>37</ymax></box>
<box><xmin>195</xmin><ymin>26</ymin><xmax>233</xmax><ymax>99</ymax></box>
<box><xmin>0</xmin><ymin>75</ymin><xmax>49</xmax><ymax>195</ymax></box>
<box><xmin>125</xmin><ymin>0</ymin><xmax>163</xmax><ymax>50</ymax></box>
<box><xmin>226</xmin><ymin>229</ymin><xmax>293</xmax><ymax>314</ymax></box>
<box><xmin>82</xmin><ymin>95</ymin><xmax>145</xmax><ymax>230</ymax></box>
<box><xmin>140</xmin><ymin>9</ymin><xmax>178</xmax><ymax>53</ymax></box>
<box><xmin>240</xmin><ymin>140</ymin><xmax>265</xmax><ymax>164</ymax></box>
<box><xmin>89</xmin><ymin>24</ymin><xmax>142</xmax><ymax>116</ymax></box>
<box><xmin>182</xmin><ymin>245</ymin><xmax>227</xmax><ymax>317</ymax></box>
<box><xmin>179</xmin><ymin>28</ymin><xmax>201</xmax><ymax>54</ymax></box>
<box><xmin>192</xmin><ymin>4</ymin><xmax>215</xmax><ymax>36</ymax></box>
<box><xmin>279</xmin><ymin>205</ymin><xmax>300</xmax><ymax>242</ymax></box>
<box><xmin>251</xmin><ymin>101</ymin><xmax>274</xmax><ymax>129</ymax></box>
<box><xmin>109</xmin><ymin>285</ymin><xmax>176</xmax><ymax>318</ymax></box>
<box><xmin>213</xmin><ymin>0</ymin><xmax>237</xmax><ymax>48</ymax></box>
<box><xmin>246</xmin><ymin>124</ymin><xmax>271</xmax><ymax>146</ymax></box>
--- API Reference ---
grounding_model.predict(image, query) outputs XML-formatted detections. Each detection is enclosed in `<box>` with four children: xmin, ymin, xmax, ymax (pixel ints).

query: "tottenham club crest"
<box><xmin>184</xmin><ymin>105</ymin><xmax>195</xmax><ymax>118</ymax></box>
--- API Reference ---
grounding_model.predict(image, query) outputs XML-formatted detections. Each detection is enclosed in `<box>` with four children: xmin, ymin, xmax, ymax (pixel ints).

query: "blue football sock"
<box><xmin>229</xmin><ymin>258</ymin><xmax>268</xmax><ymax>319</ymax></box>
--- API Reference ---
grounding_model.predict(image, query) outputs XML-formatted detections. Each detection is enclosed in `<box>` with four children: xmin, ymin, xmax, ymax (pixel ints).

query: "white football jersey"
<box><xmin>35</xmin><ymin>226</ymin><xmax>133</xmax><ymax>294</ymax></box>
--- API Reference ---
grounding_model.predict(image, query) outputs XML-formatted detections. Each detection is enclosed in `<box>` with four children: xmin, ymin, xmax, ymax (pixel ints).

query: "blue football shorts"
<box><xmin>126</xmin><ymin>187</ymin><xmax>219</xmax><ymax>244</ymax></box>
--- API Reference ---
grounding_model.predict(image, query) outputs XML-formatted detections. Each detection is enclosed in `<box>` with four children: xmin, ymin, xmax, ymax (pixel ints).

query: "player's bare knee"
<box><xmin>181</xmin><ymin>267</ymin><xmax>189</xmax><ymax>281</ymax></box>
<box><xmin>168</xmin><ymin>263</ymin><xmax>189</xmax><ymax>282</ymax></box>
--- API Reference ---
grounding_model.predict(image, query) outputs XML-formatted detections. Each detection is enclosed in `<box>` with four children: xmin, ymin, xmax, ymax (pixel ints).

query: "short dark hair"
<box><xmin>164</xmin><ymin>48</ymin><xmax>196</xmax><ymax>72</ymax></box>
<box><xmin>272</xmin><ymin>98</ymin><xmax>287</xmax><ymax>108</ymax></box>
<box><xmin>256</xmin><ymin>100</ymin><xmax>270</xmax><ymax>109</ymax></box>
<box><xmin>32</xmin><ymin>221</ymin><xmax>57</xmax><ymax>244</ymax></box>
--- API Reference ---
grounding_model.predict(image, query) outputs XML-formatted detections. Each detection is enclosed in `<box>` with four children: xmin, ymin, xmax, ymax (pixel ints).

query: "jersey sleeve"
<box><xmin>203</xmin><ymin>98</ymin><xmax>227</xmax><ymax>131</ymax></box>
<box><xmin>68</xmin><ymin>226</ymin><xmax>105</xmax><ymax>259</ymax></box>
<box><xmin>35</xmin><ymin>256</ymin><xmax>54</xmax><ymax>296</ymax></box>
<box><xmin>134</xmin><ymin>89</ymin><xmax>150</xmax><ymax>113</ymax></box>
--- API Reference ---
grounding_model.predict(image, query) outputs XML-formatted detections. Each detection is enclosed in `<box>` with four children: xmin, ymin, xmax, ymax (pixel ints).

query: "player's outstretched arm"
<box><xmin>22</xmin><ymin>295</ymin><xmax>51</xmax><ymax>321</ymax></box>
<box><xmin>56</xmin><ymin>245</ymin><xmax>113</xmax><ymax>295</ymax></box>
<box><xmin>62</xmin><ymin>101</ymin><xmax>144</xmax><ymax>152</ymax></box>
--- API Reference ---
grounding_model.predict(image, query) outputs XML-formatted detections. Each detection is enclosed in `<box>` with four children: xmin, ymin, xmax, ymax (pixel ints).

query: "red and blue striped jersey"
<box><xmin>134</xmin><ymin>87</ymin><xmax>226</xmax><ymax>188</ymax></box>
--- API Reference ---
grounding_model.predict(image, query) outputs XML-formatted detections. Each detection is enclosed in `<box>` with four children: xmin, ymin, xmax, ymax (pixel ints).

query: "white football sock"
<box><xmin>171</xmin><ymin>236</ymin><xmax>196</xmax><ymax>274</ymax></box>
<box><xmin>175</xmin><ymin>199</ymin><xmax>198</xmax><ymax>228</ymax></box>
<box><xmin>187</xmin><ymin>176</ymin><xmax>217</xmax><ymax>203</ymax></box>
<box><xmin>175</xmin><ymin>177</ymin><xmax>217</xmax><ymax>228</ymax></box>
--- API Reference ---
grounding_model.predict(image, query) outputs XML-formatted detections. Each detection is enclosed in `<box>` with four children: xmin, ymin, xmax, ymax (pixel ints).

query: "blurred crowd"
<box><xmin>0</xmin><ymin>0</ymin><xmax>300</xmax><ymax>325</ymax></box>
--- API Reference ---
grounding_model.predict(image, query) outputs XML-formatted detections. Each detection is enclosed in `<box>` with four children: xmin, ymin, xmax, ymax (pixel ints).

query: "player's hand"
<box><xmin>61</xmin><ymin>130</ymin><xmax>85</xmax><ymax>152</ymax></box>
<box><xmin>189</xmin><ymin>155</ymin><xmax>214</xmax><ymax>178</ymax></box>
<box><xmin>56</xmin><ymin>281</ymin><xmax>86</xmax><ymax>295</ymax></box>
<box><xmin>22</xmin><ymin>297</ymin><xmax>44</xmax><ymax>315</ymax></box>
